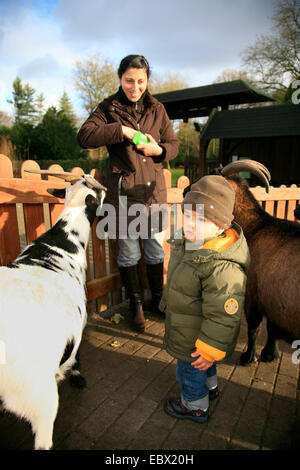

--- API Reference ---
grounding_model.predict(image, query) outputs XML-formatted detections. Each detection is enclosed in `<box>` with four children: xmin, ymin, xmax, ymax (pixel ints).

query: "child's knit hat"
<box><xmin>182</xmin><ymin>175</ymin><xmax>235</xmax><ymax>228</ymax></box>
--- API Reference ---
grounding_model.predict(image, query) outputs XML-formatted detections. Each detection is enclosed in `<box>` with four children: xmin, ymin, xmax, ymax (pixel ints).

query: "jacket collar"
<box><xmin>110</xmin><ymin>87</ymin><xmax>159</xmax><ymax>110</ymax></box>
<box><xmin>168</xmin><ymin>222</ymin><xmax>242</xmax><ymax>253</ymax></box>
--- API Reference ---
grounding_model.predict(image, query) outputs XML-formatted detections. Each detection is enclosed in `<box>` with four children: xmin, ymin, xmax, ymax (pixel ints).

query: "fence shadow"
<box><xmin>0</xmin><ymin>312</ymin><xmax>299</xmax><ymax>451</ymax></box>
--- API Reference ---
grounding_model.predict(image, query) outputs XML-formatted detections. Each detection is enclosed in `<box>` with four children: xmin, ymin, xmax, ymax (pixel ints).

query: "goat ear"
<box><xmin>85</xmin><ymin>194</ymin><xmax>98</xmax><ymax>206</ymax></box>
<box><xmin>47</xmin><ymin>188</ymin><xmax>66</xmax><ymax>199</ymax></box>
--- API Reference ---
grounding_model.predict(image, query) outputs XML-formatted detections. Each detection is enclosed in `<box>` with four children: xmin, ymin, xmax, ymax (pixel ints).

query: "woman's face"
<box><xmin>120</xmin><ymin>67</ymin><xmax>148</xmax><ymax>102</ymax></box>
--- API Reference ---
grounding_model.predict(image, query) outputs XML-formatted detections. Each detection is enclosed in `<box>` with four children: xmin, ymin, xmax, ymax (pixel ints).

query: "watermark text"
<box><xmin>291</xmin><ymin>340</ymin><xmax>300</xmax><ymax>364</ymax></box>
<box><xmin>291</xmin><ymin>80</ymin><xmax>300</xmax><ymax>104</ymax></box>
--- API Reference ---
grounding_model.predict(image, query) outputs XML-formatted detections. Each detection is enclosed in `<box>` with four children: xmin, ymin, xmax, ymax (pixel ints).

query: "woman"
<box><xmin>77</xmin><ymin>55</ymin><xmax>178</xmax><ymax>332</ymax></box>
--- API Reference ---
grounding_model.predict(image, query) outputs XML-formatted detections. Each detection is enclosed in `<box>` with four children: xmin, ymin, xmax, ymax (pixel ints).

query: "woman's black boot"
<box><xmin>146</xmin><ymin>262</ymin><xmax>164</xmax><ymax>316</ymax></box>
<box><xmin>119</xmin><ymin>265</ymin><xmax>146</xmax><ymax>333</ymax></box>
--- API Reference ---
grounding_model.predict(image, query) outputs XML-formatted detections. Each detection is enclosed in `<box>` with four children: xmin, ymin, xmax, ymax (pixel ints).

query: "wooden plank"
<box><xmin>21</xmin><ymin>160</ymin><xmax>41</xmax><ymax>180</ymax></box>
<box><xmin>87</xmin><ymin>272</ymin><xmax>122</xmax><ymax>301</ymax></box>
<box><xmin>0</xmin><ymin>154</ymin><xmax>14</xmax><ymax>178</ymax></box>
<box><xmin>0</xmin><ymin>204</ymin><xmax>21</xmax><ymax>265</ymax></box>
<box><xmin>287</xmin><ymin>199</ymin><xmax>297</xmax><ymax>221</ymax></box>
<box><xmin>47</xmin><ymin>164</ymin><xmax>64</xmax><ymax>177</ymax></box>
<box><xmin>276</xmin><ymin>200</ymin><xmax>286</xmax><ymax>219</ymax></box>
<box><xmin>92</xmin><ymin>221</ymin><xmax>107</xmax><ymax>278</ymax></box>
<box><xmin>23</xmin><ymin>203</ymin><xmax>46</xmax><ymax>244</ymax></box>
<box><xmin>108</xmin><ymin>238</ymin><xmax>121</xmax><ymax>305</ymax></box>
<box><xmin>251</xmin><ymin>186</ymin><xmax>300</xmax><ymax>202</ymax></box>
<box><xmin>164</xmin><ymin>169</ymin><xmax>172</xmax><ymax>188</ymax></box>
<box><xmin>166</xmin><ymin>187</ymin><xmax>187</xmax><ymax>204</ymax></box>
<box><xmin>177</xmin><ymin>175</ymin><xmax>190</xmax><ymax>190</ymax></box>
<box><xmin>91</xmin><ymin>220</ymin><xmax>108</xmax><ymax>312</ymax></box>
<box><xmin>0</xmin><ymin>178</ymin><xmax>68</xmax><ymax>204</ymax></box>
<box><xmin>49</xmin><ymin>203</ymin><xmax>64</xmax><ymax>226</ymax></box>
<box><xmin>265</xmin><ymin>200</ymin><xmax>275</xmax><ymax>216</ymax></box>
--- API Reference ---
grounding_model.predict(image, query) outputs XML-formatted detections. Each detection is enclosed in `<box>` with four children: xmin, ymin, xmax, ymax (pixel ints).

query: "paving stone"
<box><xmin>231</xmin><ymin>401</ymin><xmax>268</xmax><ymax>448</ymax></box>
<box><xmin>274</xmin><ymin>374</ymin><xmax>298</xmax><ymax>400</ymax></box>
<box><xmin>1</xmin><ymin>309</ymin><xmax>299</xmax><ymax>451</ymax></box>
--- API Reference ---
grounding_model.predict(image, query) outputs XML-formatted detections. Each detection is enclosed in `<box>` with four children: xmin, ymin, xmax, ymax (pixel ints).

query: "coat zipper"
<box><xmin>112</xmin><ymin>103</ymin><xmax>139</xmax><ymax>130</ymax></box>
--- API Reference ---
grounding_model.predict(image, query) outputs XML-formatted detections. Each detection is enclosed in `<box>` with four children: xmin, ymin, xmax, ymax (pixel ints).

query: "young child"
<box><xmin>161</xmin><ymin>175</ymin><xmax>250</xmax><ymax>422</ymax></box>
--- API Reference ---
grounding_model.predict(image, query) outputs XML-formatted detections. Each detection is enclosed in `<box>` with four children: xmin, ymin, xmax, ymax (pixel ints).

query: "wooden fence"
<box><xmin>0</xmin><ymin>154</ymin><xmax>299</xmax><ymax>314</ymax></box>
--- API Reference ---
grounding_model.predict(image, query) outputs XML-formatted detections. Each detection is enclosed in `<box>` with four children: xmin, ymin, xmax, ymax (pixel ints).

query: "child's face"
<box><xmin>183</xmin><ymin>210</ymin><xmax>223</xmax><ymax>243</ymax></box>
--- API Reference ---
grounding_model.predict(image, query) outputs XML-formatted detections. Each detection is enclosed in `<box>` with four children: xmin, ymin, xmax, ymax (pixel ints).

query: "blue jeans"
<box><xmin>176</xmin><ymin>360</ymin><xmax>217</xmax><ymax>411</ymax></box>
<box><xmin>117</xmin><ymin>232</ymin><xmax>165</xmax><ymax>267</ymax></box>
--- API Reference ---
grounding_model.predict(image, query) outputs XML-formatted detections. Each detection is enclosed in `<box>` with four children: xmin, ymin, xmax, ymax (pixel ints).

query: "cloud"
<box><xmin>52</xmin><ymin>0</ymin><xmax>274</xmax><ymax>75</ymax></box>
<box><xmin>0</xmin><ymin>0</ymin><xmax>275</xmax><ymax>117</ymax></box>
<box><xmin>18</xmin><ymin>54</ymin><xmax>63</xmax><ymax>79</ymax></box>
<box><xmin>0</xmin><ymin>1</ymin><xmax>78</xmax><ymax>114</ymax></box>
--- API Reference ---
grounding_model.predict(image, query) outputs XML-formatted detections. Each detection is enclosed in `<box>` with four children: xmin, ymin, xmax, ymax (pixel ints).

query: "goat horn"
<box><xmin>220</xmin><ymin>160</ymin><xmax>270</xmax><ymax>192</ymax></box>
<box><xmin>83</xmin><ymin>174</ymin><xmax>107</xmax><ymax>191</ymax></box>
<box><xmin>222</xmin><ymin>159</ymin><xmax>271</xmax><ymax>181</ymax></box>
<box><xmin>24</xmin><ymin>169</ymin><xmax>82</xmax><ymax>183</ymax></box>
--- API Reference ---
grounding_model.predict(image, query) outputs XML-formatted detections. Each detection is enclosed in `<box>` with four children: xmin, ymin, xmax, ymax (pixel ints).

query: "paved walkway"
<box><xmin>0</xmin><ymin>303</ymin><xmax>299</xmax><ymax>451</ymax></box>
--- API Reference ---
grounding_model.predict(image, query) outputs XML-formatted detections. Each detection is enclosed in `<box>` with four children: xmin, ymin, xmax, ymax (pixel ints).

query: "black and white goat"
<box><xmin>0</xmin><ymin>170</ymin><xmax>106</xmax><ymax>450</ymax></box>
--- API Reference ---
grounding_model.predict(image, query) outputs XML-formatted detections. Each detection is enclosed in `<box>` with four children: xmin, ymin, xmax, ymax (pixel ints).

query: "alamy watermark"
<box><xmin>291</xmin><ymin>340</ymin><xmax>300</xmax><ymax>365</ymax></box>
<box><xmin>95</xmin><ymin>197</ymin><xmax>205</xmax><ymax>250</ymax></box>
<box><xmin>291</xmin><ymin>80</ymin><xmax>300</xmax><ymax>105</ymax></box>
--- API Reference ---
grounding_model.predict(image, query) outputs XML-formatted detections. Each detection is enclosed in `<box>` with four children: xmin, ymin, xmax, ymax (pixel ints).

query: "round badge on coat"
<box><xmin>224</xmin><ymin>298</ymin><xmax>239</xmax><ymax>315</ymax></box>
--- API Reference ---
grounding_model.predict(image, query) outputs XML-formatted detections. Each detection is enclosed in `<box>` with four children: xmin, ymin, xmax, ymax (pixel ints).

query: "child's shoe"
<box><xmin>164</xmin><ymin>397</ymin><xmax>209</xmax><ymax>423</ymax></box>
<box><xmin>209</xmin><ymin>386</ymin><xmax>219</xmax><ymax>401</ymax></box>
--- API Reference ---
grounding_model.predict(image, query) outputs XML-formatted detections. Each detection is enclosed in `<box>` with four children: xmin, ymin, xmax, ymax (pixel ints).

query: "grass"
<box><xmin>170</xmin><ymin>168</ymin><xmax>185</xmax><ymax>186</ymax></box>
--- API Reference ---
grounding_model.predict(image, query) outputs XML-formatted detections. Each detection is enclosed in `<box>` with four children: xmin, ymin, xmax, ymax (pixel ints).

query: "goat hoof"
<box><xmin>240</xmin><ymin>351</ymin><xmax>256</xmax><ymax>366</ymax></box>
<box><xmin>70</xmin><ymin>374</ymin><xmax>87</xmax><ymax>388</ymax></box>
<box><xmin>260</xmin><ymin>348</ymin><xmax>279</xmax><ymax>363</ymax></box>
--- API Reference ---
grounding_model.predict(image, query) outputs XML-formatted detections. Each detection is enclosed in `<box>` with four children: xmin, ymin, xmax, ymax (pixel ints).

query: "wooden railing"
<box><xmin>0</xmin><ymin>154</ymin><xmax>299</xmax><ymax>313</ymax></box>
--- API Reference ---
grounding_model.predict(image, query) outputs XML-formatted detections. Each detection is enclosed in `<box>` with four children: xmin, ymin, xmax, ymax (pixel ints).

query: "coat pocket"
<box><xmin>121</xmin><ymin>172</ymin><xmax>146</xmax><ymax>202</ymax></box>
<box><xmin>169</xmin><ymin>312</ymin><xmax>201</xmax><ymax>347</ymax></box>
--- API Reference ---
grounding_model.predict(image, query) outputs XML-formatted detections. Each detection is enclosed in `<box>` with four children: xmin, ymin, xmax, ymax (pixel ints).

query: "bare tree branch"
<box><xmin>241</xmin><ymin>0</ymin><xmax>300</xmax><ymax>98</ymax></box>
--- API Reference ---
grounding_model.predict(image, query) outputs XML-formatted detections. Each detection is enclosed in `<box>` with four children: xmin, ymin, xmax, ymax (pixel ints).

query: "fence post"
<box><xmin>21</xmin><ymin>160</ymin><xmax>46</xmax><ymax>244</ymax></box>
<box><xmin>0</xmin><ymin>155</ymin><xmax>20</xmax><ymax>265</ymax></box>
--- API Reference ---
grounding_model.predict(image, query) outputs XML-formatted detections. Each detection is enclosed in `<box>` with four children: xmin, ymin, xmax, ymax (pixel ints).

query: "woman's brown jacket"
<box><xmin>77</xmin><ymin>88</ymin><xmax>178</xmax><ymax>236</ymax></box>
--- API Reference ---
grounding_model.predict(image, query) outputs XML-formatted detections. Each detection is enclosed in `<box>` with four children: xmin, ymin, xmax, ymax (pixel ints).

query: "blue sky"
<box><xmin>0</xmin><ymin>0</ymin><xmax>275</xmax><ymax>120</ymax></box>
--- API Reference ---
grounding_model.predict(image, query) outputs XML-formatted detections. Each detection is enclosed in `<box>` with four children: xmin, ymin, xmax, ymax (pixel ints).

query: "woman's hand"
<box><xmin>121</xmin><ymin>126</ymin><xmax>137</xmax><ymax>142</ymax></box>
<box><xmin>136</xmin><ymin>133</ymin><xmax>163</xmax><ymax>157</ymax></box>
<box><xmin>190</xmin><ymin>351</ymin><xmax>214</xmax><ymax>370</ymax></box>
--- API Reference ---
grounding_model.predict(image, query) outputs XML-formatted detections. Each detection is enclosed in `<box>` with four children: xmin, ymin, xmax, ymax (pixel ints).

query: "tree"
<box><xmin>10</xmin><ymin>121</ymin><xmax>34</xmax><ymax>160</ymax></box>
<box><xmin>31</xmin><ymin>107</ymin><xmax>87</xmax><ymax>161</ymax></box>
<box><xmin>176</xmin><ymin>121</ymin><xmax>200</xmax><ymax>161</ymax></box>
<box><xmin>242</xmin><ymin>0</ymin><xmax>300</xmax><ymax>98</ymax></box>
<box><xmin>213</xmin><ymin>68</ymin><xmax>268</xmax><ymax>109</ymax></box>
<box><xmin>8</xmin><ymin>77</ymin><xmax>37</xmax><ymax>124</ymax></box>
<box><xmin>214</xmin><ymin>68</ymin><xmax>256</xmax><ymax>85</ymax></box>
<box><xmin>59</xmin><ymin>91</ymin><xmax>76</xmax><ymax>124</ymax></box>
<box><xmin>149</xmin><ymin>71</ymin><xmax>189</xmax><ymax>94</ymax></box>
<box><xmin>73</xmin><ymin>55</ymin><xmax>119</xmax><ymax>115</ymax></box>
<box><xmin>35</xmin><ymin>93</ymin><xmax>46</xmax><ymax>124</ymax></box>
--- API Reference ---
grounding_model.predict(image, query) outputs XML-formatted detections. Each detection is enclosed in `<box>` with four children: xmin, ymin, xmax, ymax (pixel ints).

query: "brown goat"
<box><xmin>217</xmin><ymin>160</ymin><xmax>300</xmax><ymax>364</ymax></box>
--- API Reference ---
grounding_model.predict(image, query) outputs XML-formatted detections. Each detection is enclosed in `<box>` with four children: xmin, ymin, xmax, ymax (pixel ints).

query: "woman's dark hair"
<box><xmin>118</xmin><ymin>55</ymin><xmax>151</xmax><ymax>78</ymax></box>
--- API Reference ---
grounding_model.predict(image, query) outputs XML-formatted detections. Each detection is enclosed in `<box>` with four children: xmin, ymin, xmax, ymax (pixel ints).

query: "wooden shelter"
<box><xmin>154</xmin><ymin>79</ymin><xmax>275</xmax><ymax>180</ymax></box>
<box><xmin>200</xmin><ymin>103</ymin><xmax>300</xmax><ymax>186</ymax></box>
<box><xmin>154</xmin><ymin>79</ymin><xmax>273</xmax><ymax>121</ymax></box>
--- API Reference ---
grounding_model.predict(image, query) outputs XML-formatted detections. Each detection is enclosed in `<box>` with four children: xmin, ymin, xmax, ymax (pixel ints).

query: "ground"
<box><xmin>0</xmin><ymin>303</ymin><xmax>299</xmax><ymax>451</ymax></box>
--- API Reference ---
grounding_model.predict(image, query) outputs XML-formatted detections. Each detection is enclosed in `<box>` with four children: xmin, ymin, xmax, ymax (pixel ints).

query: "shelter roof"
<box><xmin>153</xmin><ymin>80</ymin><xmax>274</xmax><ymax>120</ymax></box>
<box><xmin>200</xmin><ymin>103</ymin><xmax>300</xmax><ymax>139</ymax></box>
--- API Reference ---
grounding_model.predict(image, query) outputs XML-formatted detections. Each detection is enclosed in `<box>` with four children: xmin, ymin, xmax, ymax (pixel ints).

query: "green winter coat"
<box><xmin>162</xmin><ymin>222</ymin><xmax>250</xmax><ymax>364</ymax></box>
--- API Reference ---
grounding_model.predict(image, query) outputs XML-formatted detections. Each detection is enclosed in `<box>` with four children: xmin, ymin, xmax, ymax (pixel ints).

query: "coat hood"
<box><xmin>169</xmin><ymin>222</ymin><xmax>250</xmax><ymax>272</ymax></box>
